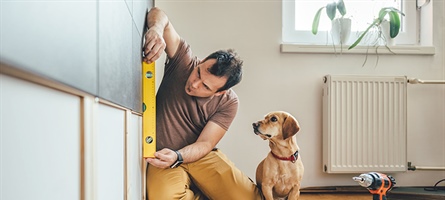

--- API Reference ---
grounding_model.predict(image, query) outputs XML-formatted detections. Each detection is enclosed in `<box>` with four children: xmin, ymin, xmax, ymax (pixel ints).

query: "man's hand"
<box><xmin>143</xmin><ymin>28</ymin><xmax>166</xmax><ymax>64</ymax></box>
<box><xmin>145</xmin><ymin>148</ymin><xmax>178</xmax><ymax>169</ymax></box>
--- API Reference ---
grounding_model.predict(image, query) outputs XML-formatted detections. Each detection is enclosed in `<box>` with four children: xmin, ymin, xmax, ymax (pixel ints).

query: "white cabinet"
<box><xmin>1</xmin><ymin>74</ymin><xmax>82</xmax><ymax>200</ymax></box>
<box><xmin>0</xmin><ymin>74</ymin><xmax>145</xmax><ymax>200</ymax></box>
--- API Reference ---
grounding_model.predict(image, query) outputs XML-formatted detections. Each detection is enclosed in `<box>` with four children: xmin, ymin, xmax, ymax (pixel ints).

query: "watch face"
<box><xmin>170</xmin><ymin>160</ymin><xmax>182</xmax><ymax>168</ymax></box>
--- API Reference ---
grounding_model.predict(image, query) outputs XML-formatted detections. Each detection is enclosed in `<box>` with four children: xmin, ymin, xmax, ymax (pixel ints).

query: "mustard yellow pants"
<box><xmin>146</xmin><ymin>149</ymin><xmax>263</xmax><ymax>200</ymax></box>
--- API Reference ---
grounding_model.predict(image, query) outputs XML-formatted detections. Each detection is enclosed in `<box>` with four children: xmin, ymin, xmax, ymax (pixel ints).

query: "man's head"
<box><xmin>185</xmin><ymin>49</ymin><xmax>243</xmax><ymax>98</ymax></box>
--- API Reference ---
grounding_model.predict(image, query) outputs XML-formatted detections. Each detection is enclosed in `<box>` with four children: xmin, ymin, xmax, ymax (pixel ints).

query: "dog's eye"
<box><xmin>270</xmin><ymin>116</ymin><xmax>277</xmax><ymax>122</ymax></box>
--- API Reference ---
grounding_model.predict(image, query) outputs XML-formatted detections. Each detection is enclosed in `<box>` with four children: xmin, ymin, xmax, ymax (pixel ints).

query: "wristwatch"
<box><xmin>170</xmin><ymin>150</ymin><xmax>183</xmax><ymax>168</ymax></box>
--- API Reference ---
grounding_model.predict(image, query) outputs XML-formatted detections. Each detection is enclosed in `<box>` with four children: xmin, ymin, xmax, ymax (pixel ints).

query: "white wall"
<box><xmin>156</xmin><ymin>0</ymin><xmax>445</xmax><ymax>188</ymax></box>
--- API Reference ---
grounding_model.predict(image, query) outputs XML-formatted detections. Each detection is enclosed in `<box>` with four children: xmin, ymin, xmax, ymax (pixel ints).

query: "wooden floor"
<box><xmin>300</xmin><ymin>193</ymin><xmax>445</xmax><ymax>200</ymax></box>
<box><xmin>299</xmin><ymin>186</ymin><xmax>445</xmax><ymax>200</ymax></box>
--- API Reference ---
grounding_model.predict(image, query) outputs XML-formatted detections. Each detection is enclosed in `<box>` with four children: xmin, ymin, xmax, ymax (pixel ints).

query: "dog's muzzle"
<box><xmin>252</xmin><ymin>122</ymin><xmax>260</xmax><ymax>135</ymax></box>
<box><xmin>252</xmin><ymin>123</ymin><xmax>272</xmax><ymax>138</ymax></box>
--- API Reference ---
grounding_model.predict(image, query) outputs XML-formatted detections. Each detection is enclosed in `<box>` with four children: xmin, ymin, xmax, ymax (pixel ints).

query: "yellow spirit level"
<box><xmin>142</xmin><ymin>61</ymin><xmax>156</xmax><ymax>158</ymax></box>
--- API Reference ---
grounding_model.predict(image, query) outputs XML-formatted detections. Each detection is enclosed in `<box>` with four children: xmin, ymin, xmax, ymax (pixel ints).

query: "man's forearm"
<box><xmin>146</xmin><ymin>7</ymin><xmax>169</xmax><ymax>33</ymax></box>
<box><xmin>179</xmin><ymin>141</ymin><xmax>214</xmax><ymax>164</ymax></box>
<box><xmin>145</xmin><ymin>7</ymin><xmax>179</xmax><ymax>59</ymax></box>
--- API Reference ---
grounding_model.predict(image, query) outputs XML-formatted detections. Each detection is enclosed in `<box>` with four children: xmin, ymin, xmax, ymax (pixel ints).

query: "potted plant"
<box><xmin>312</xmin><ymin>0</ymin><xmax>351</xmax><ymax>45</ymax></box>
<box><xmin>348</xmin><ymin>7</ymin><xmax>405</xmax><ymax>50</ymax></box>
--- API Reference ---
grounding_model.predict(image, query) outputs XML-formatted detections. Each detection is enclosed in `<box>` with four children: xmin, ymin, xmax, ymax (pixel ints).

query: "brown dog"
<box><xmin>252</xmin><ymin>111</ymin><xmax>304</xmax><ymax>200</ymax></box>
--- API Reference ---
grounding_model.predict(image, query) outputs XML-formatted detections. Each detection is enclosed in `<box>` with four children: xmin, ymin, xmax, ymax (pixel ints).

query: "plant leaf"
<box><xmin>382</xmin><ymin>7</ymin><xmax>405</xmax><ymax>16</ymax></box>
<box><xmin>337</xmin><ymin>0</ymin><xmax>347</xmax><ymax>16</ymax></box>
<box><xmin>378</xmin><ymin>7</ymin><xmax>405</xmax><ymax>21</ymax></box>
<box><xmin>349</xmin><ymin>19</ymin><xmax>379</xmax><ymax>50</ymax></box>
<box><xmin>312</xmin><ymin>7</ymin><xmax>325</xmax><ymax>35</ymax></box>
<box><xmin>349</xmin><ymin>7</ymin><xmax>405</xmax><ymax>49</ymax></box>
<box><xmin>326</xmin><ymin>1</ymin><xmax>337</xmax><ymax>20</ymax></box>
<box><xmin>378</xmin><ymin>8</ymin><xmax>390</xmax><ymax>21</ymax></box>
<box><xmin>388</xmin><ymin>11</ymin><xmax>401</xmax><ymax>38</ymax></box>
<box><xmin>349</xmin><ymin>32</ymin><xmax>365</xmax><ymax>50</ymax></box>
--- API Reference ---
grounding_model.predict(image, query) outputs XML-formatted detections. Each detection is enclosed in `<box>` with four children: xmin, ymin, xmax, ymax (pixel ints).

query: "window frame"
<box><xmin>282</xmin><ymin>0</ymin><xmax>418</xmax><ymax>46</ymax></box>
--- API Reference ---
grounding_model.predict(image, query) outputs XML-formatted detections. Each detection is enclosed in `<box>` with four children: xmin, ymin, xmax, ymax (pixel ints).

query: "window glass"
<box><xmin>283</xmin><ymin>0</ymin><xmax>417</xmax><ymax>45</ymax></box>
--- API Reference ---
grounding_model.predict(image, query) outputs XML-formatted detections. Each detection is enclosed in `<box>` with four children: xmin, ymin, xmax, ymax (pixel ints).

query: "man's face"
<box><xmin>185</xmin><ymin>59</ymin><xmax>228</xmax><ymax>98</ymax></box>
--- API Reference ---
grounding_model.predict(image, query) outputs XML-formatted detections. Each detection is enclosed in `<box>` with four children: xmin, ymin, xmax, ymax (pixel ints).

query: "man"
<box><xmin>143</xmin><ymin>7</ymin><xmax>262</xmax><ymax>200</ymax></box>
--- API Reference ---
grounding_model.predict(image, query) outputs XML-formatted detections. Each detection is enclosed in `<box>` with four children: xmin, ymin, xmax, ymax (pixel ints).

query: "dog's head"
<box><xmin>252</xmin><ymin>111</ymin><xmax>300</xmax><ymax>140</ymax></box>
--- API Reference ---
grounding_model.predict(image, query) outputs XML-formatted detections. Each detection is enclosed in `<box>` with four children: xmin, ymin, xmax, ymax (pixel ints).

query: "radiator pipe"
<box><xmin>408</xmin><ymin>162</ymin><xmax>445</xmax><ymax>171</ymax></box>
<box><xmin>407</xmin><ymin>78</ymin><xmax>445</xmax><ymax>84</ymax></box>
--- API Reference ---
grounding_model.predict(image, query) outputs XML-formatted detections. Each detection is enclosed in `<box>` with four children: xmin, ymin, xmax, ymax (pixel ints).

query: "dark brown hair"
<box><xmin>203</xmin><ymin>49</ymin><xmax>243</xmax><ymax>92</ymax></box>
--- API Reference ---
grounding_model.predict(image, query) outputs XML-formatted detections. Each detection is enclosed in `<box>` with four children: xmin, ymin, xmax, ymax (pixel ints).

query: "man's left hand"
<box><xmin>145</xmin><ymin>148</ymin><xmax>177</xmax><ymax>169</ymax></box>
<box><xmin>143</xmin><ymin>28</ymin><xmax>166</xmax><ymax>64</ymax></box>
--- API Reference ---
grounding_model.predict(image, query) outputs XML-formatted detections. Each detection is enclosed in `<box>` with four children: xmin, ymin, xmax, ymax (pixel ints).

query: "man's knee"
<box><xmin>146</xmin><ymin>165</ymin><xmax>195</xmax><ymax>200</ymax></box>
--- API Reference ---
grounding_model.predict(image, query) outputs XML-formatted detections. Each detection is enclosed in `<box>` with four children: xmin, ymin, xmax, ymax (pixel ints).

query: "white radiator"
<box><xmin>322</xmin><ymin>75</ymin><xmax>407</xmax><ymax>173</ymax></box>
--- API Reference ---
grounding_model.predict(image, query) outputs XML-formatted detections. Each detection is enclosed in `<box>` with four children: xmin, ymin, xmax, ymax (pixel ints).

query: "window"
<box><xmin>283</xmin><ymin>0</ymin><xmax>418</xmax><ymax>46</ymax></box>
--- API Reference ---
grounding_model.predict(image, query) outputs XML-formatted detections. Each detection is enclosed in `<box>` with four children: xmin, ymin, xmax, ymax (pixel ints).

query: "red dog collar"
<box><xmin>271</xmin><ymin>151</ymin><xmax>299</xmax><ymax>163</ymax></box>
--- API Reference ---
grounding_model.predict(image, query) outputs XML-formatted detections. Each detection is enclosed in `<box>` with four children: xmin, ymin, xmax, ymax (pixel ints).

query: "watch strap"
<box><xmin>170</xmin><ymin>150</ymin><xmax>183</xmax><ymax>168</ymax></box>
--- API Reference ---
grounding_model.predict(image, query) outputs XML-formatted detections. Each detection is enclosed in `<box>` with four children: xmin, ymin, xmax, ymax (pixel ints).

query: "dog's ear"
<box><xmin>282</xmin><ymin>115</ymin><xmax>300</xmax><ymax>139</ymax></box>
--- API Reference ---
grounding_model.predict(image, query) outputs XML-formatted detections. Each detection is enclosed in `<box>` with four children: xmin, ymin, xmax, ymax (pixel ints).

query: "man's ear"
<box><xmin>214</xmin><ymin>90</ymin><xmax>227</xmax><ymax>96</ymax></box>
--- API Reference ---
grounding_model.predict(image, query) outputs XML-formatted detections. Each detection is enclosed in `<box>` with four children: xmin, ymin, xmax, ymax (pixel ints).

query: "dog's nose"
<box><xmin>252</xmin><ymin>123</ymin><xmax>259</xmax><ymax>134</ymax></box>
<box><xmin>252</xmin><ymin>122</ymin><xmax>259</xmax><ymax>129</ymax></box>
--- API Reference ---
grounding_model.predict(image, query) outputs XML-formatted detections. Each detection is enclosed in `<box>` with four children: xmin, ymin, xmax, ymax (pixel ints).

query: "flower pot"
<box><xmin>331</xmin><ymin>18</ymin><xmax>351</xmax><ymax>45</ymax></box>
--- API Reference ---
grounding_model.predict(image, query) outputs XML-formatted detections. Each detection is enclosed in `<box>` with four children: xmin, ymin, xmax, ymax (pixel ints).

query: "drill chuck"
<box><xmin>353</xmin><ymin>174</ymin><xmax>374</xmax><ymax>188</ymax></box>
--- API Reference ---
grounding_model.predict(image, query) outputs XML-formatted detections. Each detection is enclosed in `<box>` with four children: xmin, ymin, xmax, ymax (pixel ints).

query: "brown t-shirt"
<box><xmin>155</xmin><ymin>39</ymin><xmax>239</xmax><ymax>151</ymax></box>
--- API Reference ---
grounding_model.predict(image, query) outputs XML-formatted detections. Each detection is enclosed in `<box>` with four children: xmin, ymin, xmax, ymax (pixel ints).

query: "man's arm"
<box><xmin>143</xmin><ymin>7</ymin><xmax>181</xmax><ymax>63</ymax></box>
<box><xmin>179</xmin><ymin>121</ymin><xmax>226</xmax><ymax>163</ymax></box>
<box><xmin>146</xmin><ymin>121</ymin><xmax>226</xmax><ymax>168</ymax></box>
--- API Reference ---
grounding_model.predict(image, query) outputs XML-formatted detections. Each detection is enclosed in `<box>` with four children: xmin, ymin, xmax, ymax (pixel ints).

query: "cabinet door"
<box><xmin>96</xmin><ymin>104</ymin><xmax>125</xmax><ymax>200</ymax></box>
<box><xmin>127</xmin><ymin>114</ymin><xmax>144</xmax><ymax>200</ymax></box>
<box><xmin>1</xmin><ymin>74</ymin><xmax>82</xmax><ymax>200</ymax></box>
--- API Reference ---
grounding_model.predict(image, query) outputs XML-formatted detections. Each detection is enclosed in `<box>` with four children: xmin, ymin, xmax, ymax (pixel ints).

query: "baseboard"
<box><xmin>301</xmin><ymin>186</ymin><xmax>445</xmax><ymax>200</ymax></box>
<box><xmin>301</xmin><ymin>186</ymin><xmax>368</xmax><ymax>193</ymax></box>
<box><xmin>390</xmin><ymin>187</ymin><xmax>445</xmax><ymax>200</ymax></box>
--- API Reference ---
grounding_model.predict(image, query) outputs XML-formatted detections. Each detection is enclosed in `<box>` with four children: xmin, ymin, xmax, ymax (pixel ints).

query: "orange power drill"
<box><xmin>353</xmin><ymin>172</ymin><xmax>396</xmax><ymax>200</ymax></box>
